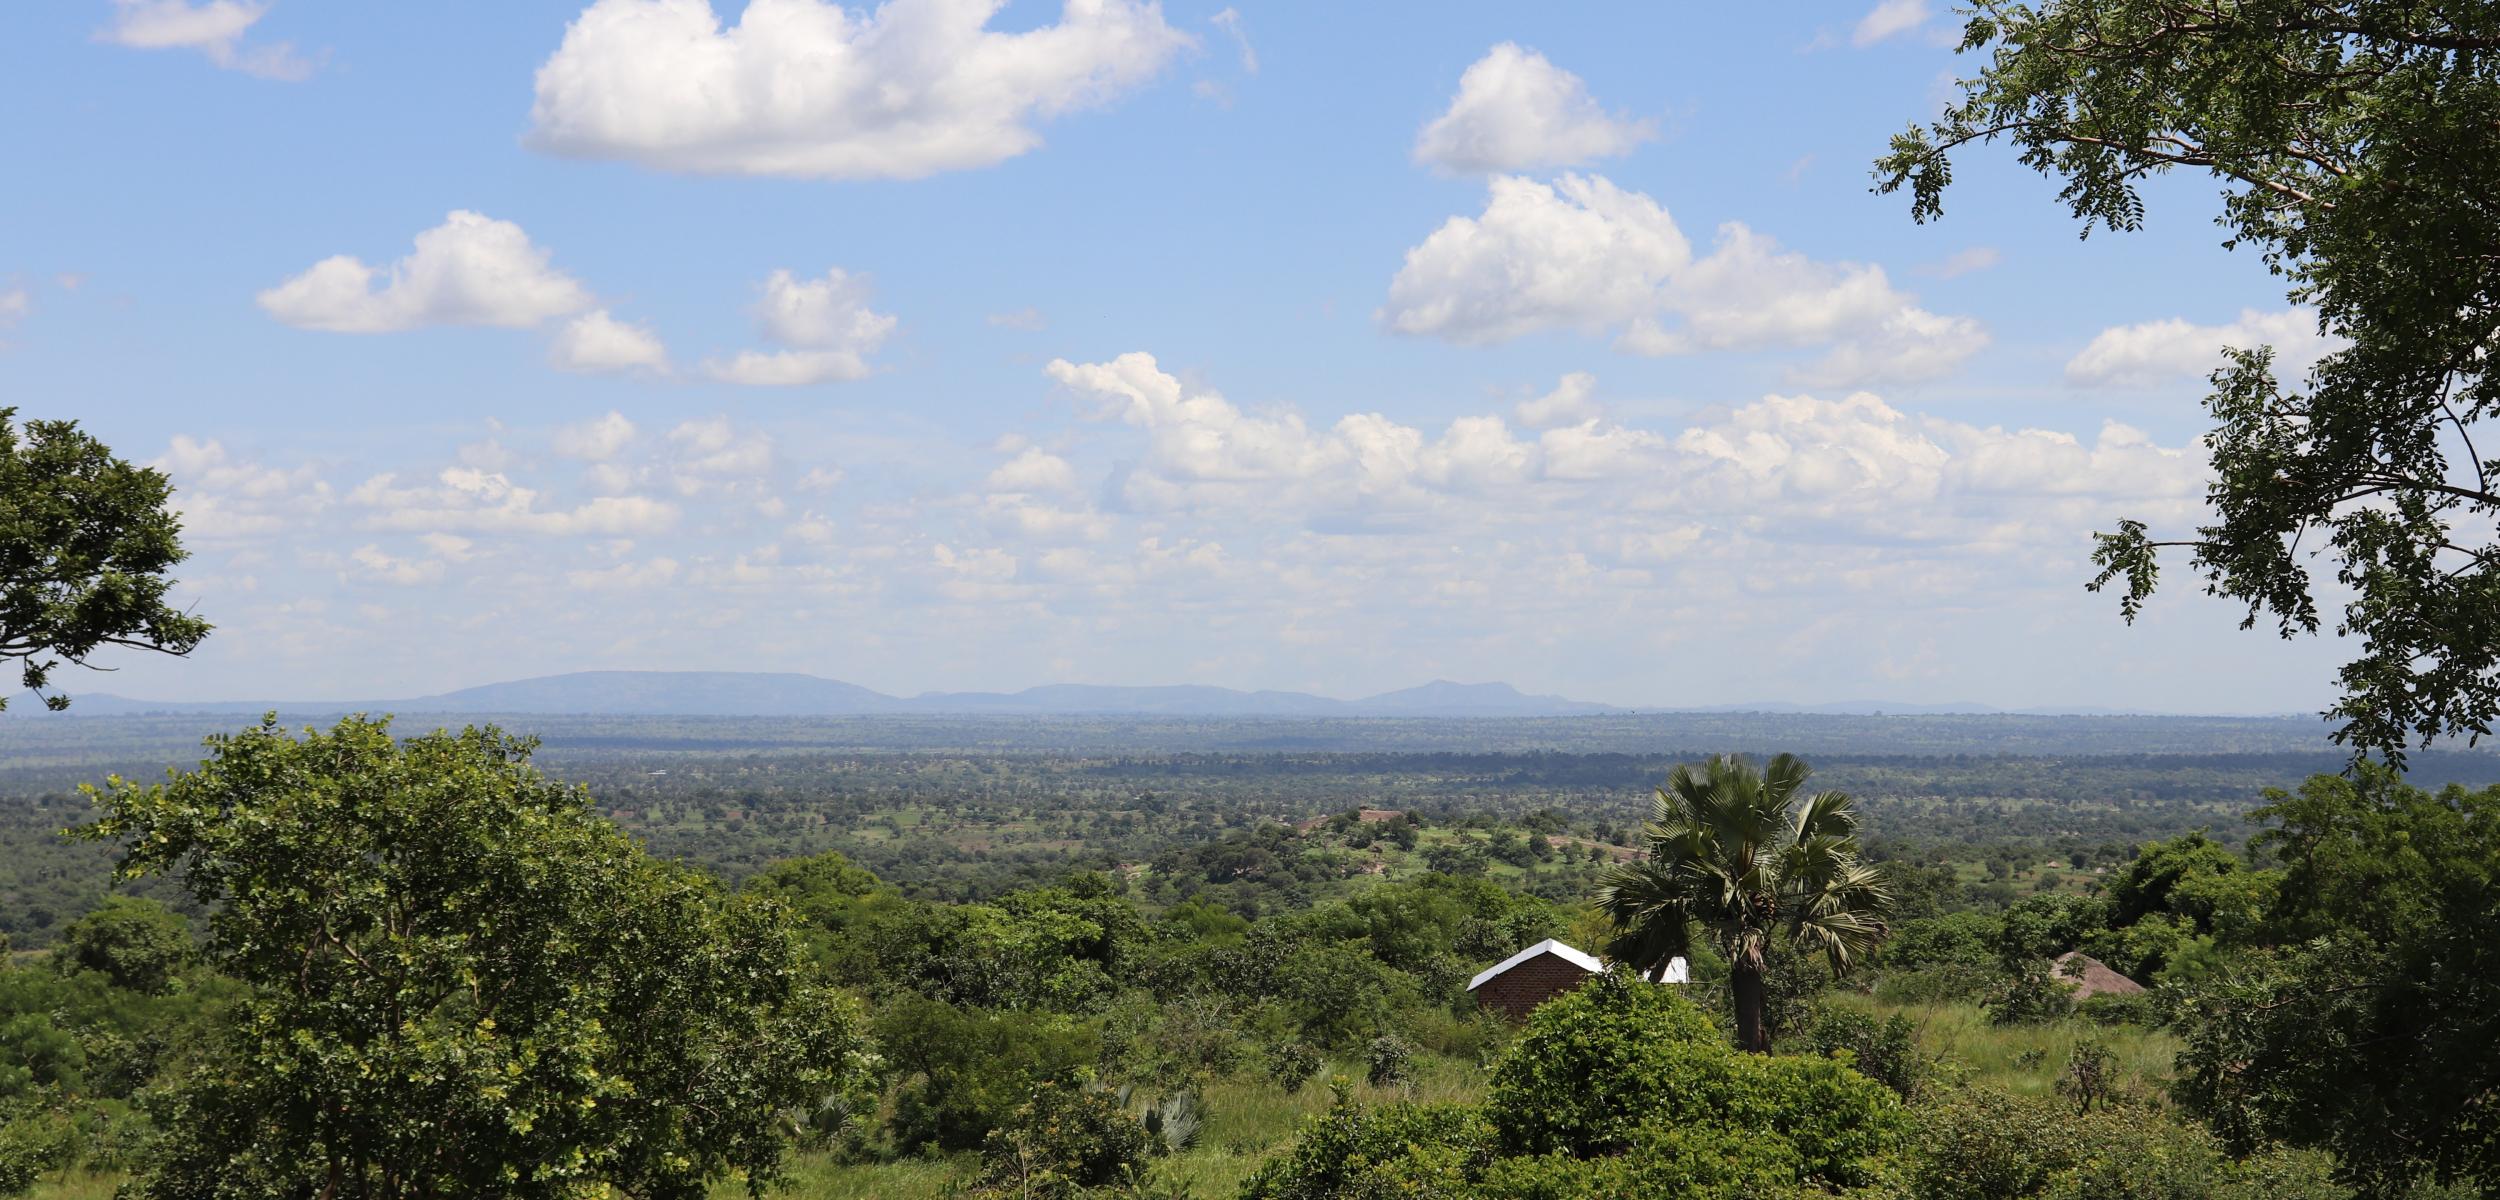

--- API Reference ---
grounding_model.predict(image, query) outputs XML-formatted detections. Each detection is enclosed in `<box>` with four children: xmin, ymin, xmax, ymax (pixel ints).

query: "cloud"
<box><xmin>987</xmin><ymin>306</ymin><xmax>1048</xmax><ymax>331</ymax></box>
<box><xmin>123</xmin><ymin>383</ymin><xmax>2234</xmax><ymax>710</ymax></box>
<box><xmin>706</xmin><ymin>267</ymin><xmax>896</xmax><ymax>386</ymax></box>
<box><xmin>1851</xmin><ymin>0</ymin><xmax>1931</xmax><ymax>46</ymax></box>
<box><xmin>348</xmin><ymin>466</ymin><xmax>679</xmax><ymax>536</ymax></box>
<box><xmin>554</xmin><ymin>411</ymin><xmax>638</xmax><ymax>461</ymax></box>
<box><xmin>1382</xmin><ymin>174</ymin><xmax>1689</xmax><ymax>345</ymax></box>
<box><xmin>1044</xmin><ymin>351</ymin><xmax>2199</xmax><ymax>540</ymax></box>
<box><xmin>1210</xmin><ymin>7</ymin><xmax>1254</xmax><ymax>73</ymax></box>
<box><xmin>1917</xmin><ymin>246</ymin><xmax>2000</xmax><ymax>278</ymax></box>
<box><xmin>527</xmin><ymin>0</ymin><xmax>1192</xmax><ymax>180</ymax></box>
<box><xmin>2066</xmin><ymin>308</ymin><xmax>2341</xmax><ymax>388</ymax></box>
<box><xmin>1385</xmin><ymin>175</ymin><xmax>1983</xmax><ymax>383</ymax></box>
<box><xmin>0</xmin><ymin>289</ymin><xmax>27</xmax><ymax>335</ymax></box>
<box><xmin>551</xmin><ymin>309</ymin><xmax>668</xmax><ymax>373</ymax></box>
<box><xmin>348</xmin><ymin>544</ymin><xmax>446</xmax><ymax>587</ymax></box>
<box><xmin>987</xmin><ymin>446</ymin><xmax>1080</xmax><ymax>494</ymax></box>
<box><xmin>568</xmin><ymin>557</ymin><xmax>681</xmax><ymax>589</ymax></box>
<box><xmin>259</xmin><ymin>211</ymin><xmax>594</xmax><ymax>333</ymax></box>
<box><xmin>150</xmin><ymin>435</ymin><xmax>331</xmax><ymax>539</ymax></box>
<box><xmin>667</xmin><ymin>416</ymin><xmax>772</xmax><ymax>481</ymax></box>
<box><xmin>97</xmin><ymin>0</ymin><xmax>312</xmax><ymax>80</ymax></box>
<box><xmin>1413</xmin><ymin>44</ymin><xmax>1654</xmax><ymax>173</ymax></box>
<box><xmin>1513</xmin><ymin>372</ymin><xmax>1602</xmax><ymax>429</ymax></box>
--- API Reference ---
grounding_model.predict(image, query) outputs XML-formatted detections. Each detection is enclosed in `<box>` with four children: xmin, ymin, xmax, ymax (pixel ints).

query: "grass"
<box><xmin>714</xmin><ymin>1053</ymin><xmax>1494</xmax><ymax>1199</ymax></box>
<box><xmin>1822</xmin><ymin>992</ymin><xmax>2183</xmax><ymax>1101</ymax></box>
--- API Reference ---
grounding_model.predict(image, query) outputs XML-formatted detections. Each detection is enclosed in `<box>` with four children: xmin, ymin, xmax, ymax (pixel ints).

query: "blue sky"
<box><xmin>2</xmin><ymin>0</ymin><xmax>2346</xmax><ymax>710</ymax></box>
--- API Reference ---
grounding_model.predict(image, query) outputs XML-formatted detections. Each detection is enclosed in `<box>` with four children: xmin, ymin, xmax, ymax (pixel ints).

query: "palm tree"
<box><xmin>1596</xmin><ymin>753</ymin><xmax>1892</xmax><ymax>1053</ymax></box>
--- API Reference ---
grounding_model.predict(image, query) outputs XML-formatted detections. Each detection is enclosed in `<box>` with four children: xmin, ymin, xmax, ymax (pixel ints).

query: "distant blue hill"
<box><xmin>34</xmin><ymin>671</ymin><xmax>1621</xmax><ymax>719</ymax></box>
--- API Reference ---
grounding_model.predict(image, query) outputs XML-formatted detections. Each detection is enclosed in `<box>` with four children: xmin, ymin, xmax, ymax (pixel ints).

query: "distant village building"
<box><xmin>2051</xmin><ymin>950</ymin><xmax>2146</xmax><ymax>1000</ymax></box>
<box><xmin>1466</xmin><ymin>938</ymin><xmax>1687</xmax><ymax>1021</ymax></box>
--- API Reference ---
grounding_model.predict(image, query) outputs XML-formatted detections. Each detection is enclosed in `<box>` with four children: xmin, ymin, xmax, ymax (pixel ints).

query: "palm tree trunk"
<box><xmin>1732</xmin><ymin>945</ymin><xmax>1771</xmax><ymax>1053</ymax></box>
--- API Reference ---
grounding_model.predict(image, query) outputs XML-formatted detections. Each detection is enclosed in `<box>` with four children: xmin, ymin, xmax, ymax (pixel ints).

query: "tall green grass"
<box><xmin>1820</xmin><ymin>992</ymin><xmax>2182</xmax><ymax>1101</ymax></box>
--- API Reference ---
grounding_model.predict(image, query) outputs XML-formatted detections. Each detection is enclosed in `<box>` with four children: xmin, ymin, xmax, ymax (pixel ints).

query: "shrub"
<box><xmin>1797</xmin><ymin>1006</ymin><xmax>1925</xmax><ymax>1099</ymax></box>
<box><xmin>1905</xmin><ymin>1086</ymin><xmax>2349</xmax><ymax>1200</ymax></box>
<box><xmin>1872</xmin><ymin>962</ymin><xmax>1994</xmax><ymax>1006</ymax></box>
<box><xmin>2074</xmin><ymin>991</ymin><xmax>2161</xmax><ymax>1028</ymax></box>
<box><xmin>53</xmin><ymin>897</ymin><xmax>190</xmax><ymax>995</ymax></box>
<box><xmin>1364</xmin><ymin>1036</ymin><xmax>1412</xmax><ymax>1088</ymax></box>
<box><xmin>974</xmin><ymin>1078</ymin><xmax>1156</xmax><ymax>1200</ymax></box>
<box><xmin>875</xmin><ymin>998</ymin><xmax>1100</xmax><ymax>1152</ymax></box>
<box><xmin>1984</xmin><ymin>963</ymin><xmax>2077</xmax><ymax>1025</ymax></box>
<box><xmin>1484</xmin><ymin>971</ymin><xmax>1902</xmax><ymax>1188</ymax></box>
<box><xmin>1476</xmin><ymin>1123</ymin><xmax>1807</xmax><ymax>1200</ymax></box>
<box><xmin>1264</xmin><ymin>1040</ymin><xmax>1321</xmax><ymax>1094</ymax></box>
<box><xmin>1236</xmin><ymin>1084</ymin><xmax>1490</xmax><ymax>1200</ymax></box>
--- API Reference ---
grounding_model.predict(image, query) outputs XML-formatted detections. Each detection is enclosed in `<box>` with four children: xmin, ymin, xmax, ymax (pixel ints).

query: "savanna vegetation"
<box><xmin>8</xmin><ymin>0</ymin><xmax>2500</xmax><ymax>1194</ymax></box>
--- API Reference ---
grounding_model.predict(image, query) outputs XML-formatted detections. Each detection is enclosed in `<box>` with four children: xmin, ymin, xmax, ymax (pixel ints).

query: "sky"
<box><xmin>0</xmin><ymin>0</ymin><xmax>2352</xmax><ymax>711</ymax></box>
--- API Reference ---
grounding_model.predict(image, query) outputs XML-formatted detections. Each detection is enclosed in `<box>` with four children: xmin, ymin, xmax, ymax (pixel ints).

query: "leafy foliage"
<box><xmin>1598</xmin><ymin>753</ymin><xmax>1892</xmax><ymax>1050</ymax></box>
<box><xmin>0</xmin><ymin>410</ymin><xmax>210</xmax><ymax>712</ymax></box>
<box><xmin>77</xmin><ymin>716</ymin><xmax>876</xmax><ymax>1200</ymax></box>
<box><xmin>2171</xmin><ymin>769</ymin><xmax>2500</xmax><ymax>1195</ymax></box>
<box><xmin>973</xmin><ymin>1078</ymin><xmax>1158</xmax><ymax>1200</ymax></box>
<box><xmin>51</xmin><ymin>896</ymin><xmax>188</xmax><ymax>995</ymax></box>
<box><xmin>1877</xmin><ymin>0</ymin><xmax>2500</xmax><ymax>757</ymax></box>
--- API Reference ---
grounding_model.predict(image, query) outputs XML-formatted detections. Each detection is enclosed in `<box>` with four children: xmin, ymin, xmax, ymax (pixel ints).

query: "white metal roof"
<box><xmin>1465</xmin><ymin>938</ymin><xmax>1688</xmax><ymax>990</ymax></box>
<box><xmin>1467</xmin><ymin>938</ymin><xmax>1605</xmax><ymax>990</ymax></box>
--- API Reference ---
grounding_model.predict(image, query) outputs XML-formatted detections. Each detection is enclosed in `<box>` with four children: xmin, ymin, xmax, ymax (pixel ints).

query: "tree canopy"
<box><xmin>0</xmin><ymin>411</ymin><xmax>210</xmax><ymax>710</ymax></box>
<box><xmin>1876</xmin><ymin>1</ymin><xmax>2500</xmax><ymax>758</ymax></box>
<box><xmin>77</xmin><ymin>716</ymin><xmax>876</xmax><ymax>1200</ymax></box>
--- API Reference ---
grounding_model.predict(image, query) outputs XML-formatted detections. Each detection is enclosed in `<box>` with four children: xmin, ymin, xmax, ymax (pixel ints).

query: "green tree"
<box><xmin>52</xmin><ymin>895</ymin><xmax>190</xmax><ymax>995</ymax></box>
<box><xmin>0</xmin><ymin>410</ymin><xmax>210</xmax><ymax>710</ymax></box>
<box><xmin>77</xmin><ymin>716</ymin><xmax>875</xmax><ymax>1200</ymax></box>
<box><xmin>1875</xmin><ymin>1</ymin><xmax>2500</xmax><ymax>758</ymax></box>
<box><xmin>1596</xmin><ymin>753</ymin><xmax>1892</xmax><ymax>1052</ymax></box>
<box><xmin>2171</xmin><ymin>769</ymin><xmax>2500</xmax><ymax>1195</ymax></box>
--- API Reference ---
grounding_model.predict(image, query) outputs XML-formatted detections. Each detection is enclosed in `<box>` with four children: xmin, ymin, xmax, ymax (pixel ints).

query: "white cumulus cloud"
<box><xmin>553</xmin><ymin>411</ymin><xmax>639</xmax><ymax>461</ymax></box>
<box><xmin>706</xmin><ymin>267</ymin><xmax>897</xmax><ymax>386</ymax></box>
<box><xmin>527</xmin><ymin>0</ymin><xmax>1193</xmax><ymax>180</ymax></box>
<box><xmin>1385</xmin><ymin>175</ymin><xmax>1984</xmax><ymax>384</ymax></box>
<box><xmin>258</xmin><ymin>211</ymin><xmax>594</xmax><ymax>334</ymax></box>
<box><xmin>2065</xmin><ymin>308</ymin><xmax>2340</xmax><ymax>388</ymax></box>
<box><xmin>551</xmin><ymin>309</ymin><xmax>668</xmax><ymax>373</ymax></box>
<box><xmin>1413</xmin><ymin>43</ymin><xmax>1654</xmax><ymax>173</ymax></box>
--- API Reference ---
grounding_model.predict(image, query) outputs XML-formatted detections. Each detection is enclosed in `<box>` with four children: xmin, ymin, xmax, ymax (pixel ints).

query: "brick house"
<box><xmin>1466</xmin><ymin>938</ymin><xmax>1688</xmax><ymax>1021</ymax></box>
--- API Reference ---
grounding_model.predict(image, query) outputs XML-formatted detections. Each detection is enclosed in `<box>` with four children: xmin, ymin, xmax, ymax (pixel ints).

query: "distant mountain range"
<box><xmin>38</xmin><ymin>671</ymin><xmax>1624</xmax><ymax>719</ymax></box>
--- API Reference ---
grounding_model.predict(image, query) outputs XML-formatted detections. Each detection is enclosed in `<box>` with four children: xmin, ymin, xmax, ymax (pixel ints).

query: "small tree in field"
<box><xmin>79</xmin><ymin>715</ymin><xmax>876</xmax><ymax>1200</ymax></box>
<box><xmin>1597</xmin><ymin>753</ymin><xmax>1892</xmax><ymax>1052</ymax></box>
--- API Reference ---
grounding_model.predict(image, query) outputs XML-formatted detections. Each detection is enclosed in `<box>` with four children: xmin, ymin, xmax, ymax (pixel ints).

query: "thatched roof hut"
<box><xmin>2052</xmin><ymin>950</ymin><xmax>2145</xmax><ymax>999</ymax></box>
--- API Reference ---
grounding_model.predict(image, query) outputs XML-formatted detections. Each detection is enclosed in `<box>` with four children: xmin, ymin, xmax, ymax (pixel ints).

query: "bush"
<box><xmin>1883</xmin><ymin>911</ymin><xmax>2002</xmax><ymax>971</ymax></box>
<box><xmin>1797</xmin><ymin>1006</ymin><xmax>1925</xmax><ymax>1099</ymax></box>
<box><xmin>1872</xmin><ymin>963</ymin><xmax>1994</xmax><ymax>1006</ymax></box>
<box><xmin>875</xmin><ymin>998</ymin><xmax>1100</xmax><ymax>1152</ymax></box>
<box><xmin>2074</xmin><ymin>991</ymin><xmax>2161</xmax><ymax>1028</ymax></box>
<box><xmin>1984</xmin><ymin>963</ymin><xmax>2077</xmax><ymax>1025</ymax></box>
<box><xmin>1476</xmin><ymin>1123</ymin><xmax>1807</xmax><ymax>1200</ymax></box>
<box><xmin>1364</xmin><ymin>1036</ymin><xmax>1412</xmax><ymax>1088</ymax></box>
<box><xmin>53</xmin><ymin>897</ymin><xmax>190</xmax><ymax>995</ymax></box>
<box><xmin>1236</xmin><ymin>1084</ymin><xmax>1489</xmax><ymax>1200</ymax></box>
<box><xmin>1264</xmin><ymin>1041</ymin><xmax>1321</xmax><ymax>1094</ymax></box>
<box><xmin>1905</xmin><ymin>1086</ymin><xmax>2349</xmax><ymax>1200</ymax></box>
<box><xmin>973</xmin><ymin>1078</ymin><xmax>1156</xmax><ymax>1199</ymax></box>
<box><xmin>1483</xmin><ymin>971</ymin><xmax>1902</xmax><ymax>1188</ymax></box>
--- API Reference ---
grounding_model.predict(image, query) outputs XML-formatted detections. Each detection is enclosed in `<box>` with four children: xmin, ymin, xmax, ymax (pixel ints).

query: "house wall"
<box><xmin>1472</xmin><ymin>952</ymin><xmax>1595</xmax><ymax>1022</ymax></box>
